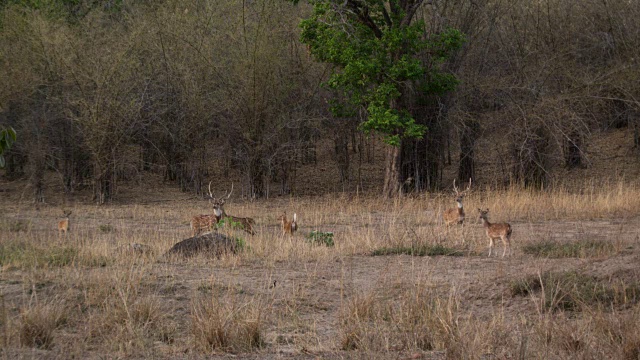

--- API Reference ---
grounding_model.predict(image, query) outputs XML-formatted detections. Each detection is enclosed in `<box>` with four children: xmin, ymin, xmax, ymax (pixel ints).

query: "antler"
<box><xmin>207</xmin><ymin>181</ymin><xmax>214</xmax><ymax>199</ymax></box>
<box><xmin>453</xmin><ymin>179</ymin><xmax>460</xmax><ymax>196</ymax></box>
<box><xmin>453</xmin><ymin>178</ymin><xmax>472</xmax><ymax>196</ymax></box>
<box><xmin>223</xmin><ymin>183</ymin><xmax>233</xmax><ymax>199</ymax></box>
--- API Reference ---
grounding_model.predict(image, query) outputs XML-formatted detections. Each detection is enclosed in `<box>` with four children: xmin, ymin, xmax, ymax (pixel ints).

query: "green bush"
<box><xmin>305</xmin><ymin>231</ymin><xmax>334</xmax><ymax>247</ymax></box>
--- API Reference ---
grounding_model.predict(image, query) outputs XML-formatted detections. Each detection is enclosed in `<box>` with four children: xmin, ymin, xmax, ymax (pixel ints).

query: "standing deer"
<box><xmin>442</xmin><ymin>179</ymin><xmax>472</xmax><ymax>228</ymax></box>
<box><xmin>279</xmin><ymin>212</ymin><xmax>297</xmax><ymax>237</ymax></box>
<box><xmin>478</xmin><ymin>208</ymin><xmax>513</xmax><ymax>257</ymax></box>
<box><xmin>209</xmin><ymin>183</ymin><xmax>256</xmax><ymax>236</ymax></box>
<box><xmin>58</xmin><ymin>210</ymin><xmax>72</xmax><ymax>236</ymax></box>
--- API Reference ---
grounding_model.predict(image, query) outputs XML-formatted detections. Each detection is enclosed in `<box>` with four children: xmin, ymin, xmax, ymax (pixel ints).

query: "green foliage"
<box><xmin>0</xmin><ymin>126</ymin><xmax>16</xmax><ymax>168</ymax></box>
<box><xmin>305</xmin><ymin>230</ymin><xmax>334</xmax><ymax>247</ymax></box>
<box><xmin>98</xmin><ymin>224</ymin><xmax>114</xmax><ymax>233</ymax></box>
<box><xmin>217</xmin><ymin>217</ymin><xmax>246</xmax><ymax>231</ymax></box>
<box><xmin>298</xmin><ymin>1</ymin><xmax>464</xmax><ymax>146</ymax></box>
<box><xmin>522</xmin><ymin>240</ymin><xmax>615</xmax><ymax>258</ymax></box>
<box><xmin>372</xmin><ymin>244</ymin><xmax>461</xmax><ymax>257</ymax></box>
<box><xmin>234</xmin><ymin>237</ymin><xmax>247</xmax><ymax>251</ymax></box>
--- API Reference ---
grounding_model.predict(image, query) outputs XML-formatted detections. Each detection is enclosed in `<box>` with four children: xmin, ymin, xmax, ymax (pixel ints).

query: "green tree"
<box><xmin>0</xmin><ymin>126</ymin><xmax>16</xmax><ymax>168</ymax></box>
<box><xmin>295</xmin><ymin>0</ymin><xmax>463</xmax><ymax>196</ymax></box>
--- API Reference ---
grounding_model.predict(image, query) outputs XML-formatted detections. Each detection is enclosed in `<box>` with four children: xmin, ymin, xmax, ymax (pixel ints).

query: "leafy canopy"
<box><xmin>297</xmin><ymin>0</ymin><xmax>463</xmax><ymax>146</ymax></box>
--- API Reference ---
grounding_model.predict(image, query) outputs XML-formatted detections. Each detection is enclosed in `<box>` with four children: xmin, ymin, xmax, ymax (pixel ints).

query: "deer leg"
<box><xmin>488</xmin><ymin>237</ymin><xmax>494</xmax><ymax>257</ymax></box>
<box><xmin>502</xmin><ymin>236</ymin><xmax>507</xmax><ymax>257</ymax></box>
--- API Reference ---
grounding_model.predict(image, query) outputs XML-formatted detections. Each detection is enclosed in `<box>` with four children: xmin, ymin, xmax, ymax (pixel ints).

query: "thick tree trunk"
<box><xmin>383</xmin><ymin>144</ymin><xmax>401</xmax><ymax>197</ymax></box>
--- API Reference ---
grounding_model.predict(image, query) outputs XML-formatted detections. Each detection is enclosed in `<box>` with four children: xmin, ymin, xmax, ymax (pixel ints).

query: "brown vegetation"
<box><xmin>0</xmin><ymin>181</ymin><xmax>639</xmax><ymax>358</ymax></box>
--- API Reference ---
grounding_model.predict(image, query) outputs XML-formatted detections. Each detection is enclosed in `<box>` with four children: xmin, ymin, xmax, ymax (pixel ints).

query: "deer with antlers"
<box><xmin>190</xmin><ymin>182</ymin><xmax>256</xmax><ymax>236</ymax></box>
<box><xmin>279</xmin><ymin>212</ymin><xmax>297</xmax><ymax>237</ymax></box>
<box><xmin>209</xmin><ymin>183</ymin><xmax>256</xmax><ymax>235</ymax></box>
<box><xmin>58</xmin><ymin>210</ymin><xmax>72</xmax><ymax>236</ymax></box>
<box><xmin>442</xmin><ymin>178</ymin><xmax>471</xmax><ymax>228</ymax></box>
<box><xmin>478</xmin><ymin>208</ymin><xmax>513</xmax><ymax>257</ymax></box>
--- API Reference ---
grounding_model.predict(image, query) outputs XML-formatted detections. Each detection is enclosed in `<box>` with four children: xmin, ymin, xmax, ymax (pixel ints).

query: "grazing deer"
<box><xmin>209</xmin><ymin>183</ymin><xmax>256</xmax><ymax>235</ymax></box>
<box><xmin>443</xmin><ymin>178</ymin><xmax>472</xmax><ymax>227</ymax></box>
<box><xmin>279</xmin><ymin>212</ymin><xmax>297</xmax><ymax>236</ymax></box>
<box><xmin>478</xmin><ymin>208</ymin><xmax>513</xmax><ymax>257</ymax></box>
<box><xmin>58</xmin><ymin>210</ymin><xmax>72</xmax><ymax>236</ymax></box>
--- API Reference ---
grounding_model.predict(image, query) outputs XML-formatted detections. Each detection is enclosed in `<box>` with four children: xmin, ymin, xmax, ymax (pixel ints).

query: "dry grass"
<box><xmin>0</xmin><ymin>180</ymin><xmax>639</xmax><ymax>357</ymax></box>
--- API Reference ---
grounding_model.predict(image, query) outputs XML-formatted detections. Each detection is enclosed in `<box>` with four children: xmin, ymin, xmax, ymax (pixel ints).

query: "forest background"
<box><xmin>1</xmin><ymin>0</ymin><xmax>639</xmax><ymax>202</ymax></box>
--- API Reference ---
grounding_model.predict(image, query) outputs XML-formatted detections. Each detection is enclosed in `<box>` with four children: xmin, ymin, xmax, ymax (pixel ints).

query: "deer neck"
<box><xmin>480</xmin><ymin>217</ymin><xmax>491</xmax><ymax>228</ymax></box>
<box><xmin>457</xmin><ymin>202</ymin><xmax>464</xmax><ymax>214</ymax></box>
<box><xmin>214</xmin><ymin>207</ymin><xmax>226</xmax><ymax>218</ymax></box>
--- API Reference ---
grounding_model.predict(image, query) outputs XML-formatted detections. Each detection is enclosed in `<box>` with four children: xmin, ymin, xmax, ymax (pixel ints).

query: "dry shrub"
<box><xmin>18</xmin><ymin>301</ymin><xmax>67</xmax><ymax>349</ymax></box>
<box><xmin>76</xmin><ymin>267</ymin><xmax>176</xmax><ymax>353</ymax></box>
<box><xmin>339</xmin><ymin>284</ymin><xmax>466</xmax><ymax>354</ymax></box>
<box><xmin>191</xmin><ymin>293</ymin><xmax>264</xmax><ymax>353</ymax></box>
<box><xmin>511</xmin><ymin>271</ymin><xmax>639</xmax><ymax>312</ymax></box>
<box><xmin>527</xmin><ymin>306</ymin><xmax>640</xmax><ymax>359</ymax></box>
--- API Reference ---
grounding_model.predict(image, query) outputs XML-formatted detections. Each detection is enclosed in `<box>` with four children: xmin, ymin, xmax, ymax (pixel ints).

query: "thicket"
<box><xmin>0</xmin><ymin>0</ymin><xmax>638</xmax><ymax>202</ymax></box>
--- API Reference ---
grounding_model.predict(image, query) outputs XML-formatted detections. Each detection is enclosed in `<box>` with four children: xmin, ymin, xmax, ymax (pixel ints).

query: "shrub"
<box><xmin>510</xmin><ymin>271</ymin><xmax>640</xmax><ymax>312</ymax></box>
<box><xmin>372</xmin><ymin>244</ymin><xmax>462</xmax><ymax>257</ymax></box>
<box><xmin>305</xmin><ymin>231</ymin><xmax>335</xmax><ymax>246</ymax></box>
<box><xmin>522</xmin><ymin>240</ymin><xmax>615</xmax><ymax>258</ymax></box>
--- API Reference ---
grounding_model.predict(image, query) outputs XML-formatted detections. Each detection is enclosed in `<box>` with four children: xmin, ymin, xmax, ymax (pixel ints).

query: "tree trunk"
<box><xmin>383</xmin><ymin>144</ymin><xmax>401</xmax><ymax>197</ymax></box>
<box><xmin>457</xmin><ymin>119</ymin><xmax>479</xmax><ymax>183</ymax></box>
<box><xmin>334</xmin><ymin>130</ymin><xmax>350</xmax><ymax>186</ymax></box>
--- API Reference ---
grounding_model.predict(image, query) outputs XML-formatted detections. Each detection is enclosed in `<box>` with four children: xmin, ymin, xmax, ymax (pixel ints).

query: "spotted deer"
<box><xmin>210</xmin><ymin>183</ymin><xmax>256</xmax><ymax>236</ymax></box>
<box><xmin>190</xmin><ymin>182</ymin><xmax>230</xmax><ymax>237</ymax></box>
<box><xmin>58</xmin><ymin>210</ymin><xmax>72</xmax><ymax>236</ymax></box>
<box><xmin>279</xmin><ymin>212</ymin><xmax>297</xmax><ymax>236</ymax></box>
<box><xmin>478</xmin><ymin>208</ymin><xmax>513</xmax><ymax>257</ymax></box>
<box><xmin>442</xmin><ymin>178</ymin><xmax>471</xmax><ymax>227</ymax></box>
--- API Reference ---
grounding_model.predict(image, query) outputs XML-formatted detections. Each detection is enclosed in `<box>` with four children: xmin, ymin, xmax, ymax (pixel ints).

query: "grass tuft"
<box><xmin>522</xmin><ymin>240</ymin><xmax>616</xmax><ymax>258</ymax></box>
<box><xmin>191</xmin><ymin>294</ymin><xmax>264</xmax><ymax>353</ymax></box>
<box><xmin>510</xmin><ymin>271</ymin><xmax>640</xmax><ymax>312</ymax></box>
<box><xmin>0</xmin><ymin>241</ymin><xmax>110</xmax><ymax>269</ymax></box>
<box><xmin>98</xmin><ymin>224</ymin><xmax>114</xmax><ymax>233</ymax></box>
<box><xmin>19</xmin><ymin>302</ymin><xmax>67</xmax><ymax>349</ymax></box>
<box><xmin>372</xmin><ymin>244</ymin><xmax>462</xmax><ymax>257</ymax></box>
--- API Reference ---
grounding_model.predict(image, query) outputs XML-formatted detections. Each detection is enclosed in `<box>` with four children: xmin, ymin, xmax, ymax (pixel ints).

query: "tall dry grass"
<box><xmin>0</xmin><ymin>180</ymin><xmax>638</xmax><ymax>357</ymax></box>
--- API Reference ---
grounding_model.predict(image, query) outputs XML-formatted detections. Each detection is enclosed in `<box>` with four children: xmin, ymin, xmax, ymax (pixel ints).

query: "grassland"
<box><xmin>0</xmin><ymin>180</ymin><xmax>639</xmax><ymax>359</ymax></box>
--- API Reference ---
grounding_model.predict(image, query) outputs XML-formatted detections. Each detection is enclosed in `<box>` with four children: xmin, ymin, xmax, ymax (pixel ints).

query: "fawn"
<box><xmin>279</xmin><ymin>212</ymin><xmax>297</xmax><ymax>236</ymax></box>
<box><xmin>478</xmin><ymin>208</ymin><xmax>513</xmax><ymax>257</ymax></box>
<box><xmin>58</xmin><ymin>210</ymin><xmax>72</xmax><ymax>236</ymax></box>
